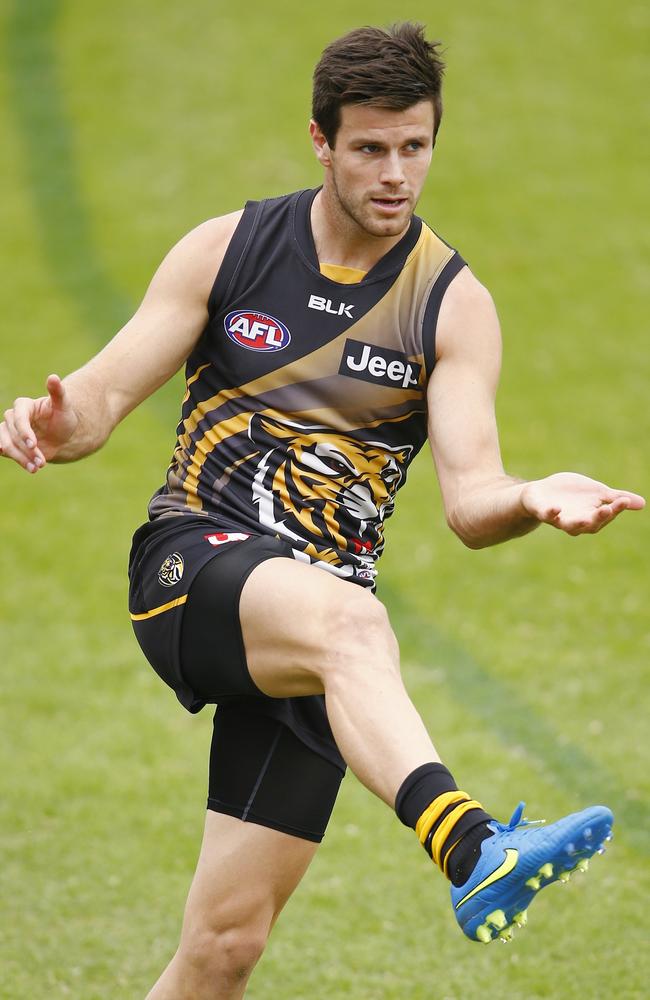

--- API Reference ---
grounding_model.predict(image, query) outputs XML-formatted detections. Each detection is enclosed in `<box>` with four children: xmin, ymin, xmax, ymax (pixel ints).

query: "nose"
<box><xmin>379</xmin><ymin>151</ymin><xmax>406</xmax><ymax>187</ymax></box>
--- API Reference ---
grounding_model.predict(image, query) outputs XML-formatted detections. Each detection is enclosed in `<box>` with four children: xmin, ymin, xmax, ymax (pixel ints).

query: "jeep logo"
<box><xmin>339</xmin><ymin>339</ymin><xmax>421</xmax><ymax>389</ymax></box>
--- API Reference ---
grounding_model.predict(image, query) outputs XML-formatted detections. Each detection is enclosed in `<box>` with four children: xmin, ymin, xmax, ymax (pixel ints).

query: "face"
<box><xmin>311</xmin><ymin>101</ymin><xmax>435</xmax><ymax>239</ymax></box>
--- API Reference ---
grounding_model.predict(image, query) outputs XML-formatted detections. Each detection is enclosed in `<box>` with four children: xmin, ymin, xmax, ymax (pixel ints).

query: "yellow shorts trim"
<box><xmin>130</xmin><ymin>593</ymin><xmax>188</xmax><ymax>621</ymax></box>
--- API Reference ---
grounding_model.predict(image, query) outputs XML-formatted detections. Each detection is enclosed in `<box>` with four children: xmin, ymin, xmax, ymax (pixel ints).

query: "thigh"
<box><xmin>239</xmin><ymin>555</ymin><xmax>387</xmax><ymax>697</ymax></box>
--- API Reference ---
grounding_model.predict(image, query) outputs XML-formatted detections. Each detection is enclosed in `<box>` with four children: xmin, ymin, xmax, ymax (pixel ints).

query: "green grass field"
<box><xmin>1</xmin><ymin>1</ymin><xmax>649</xmax><ymax>997</ymax></box>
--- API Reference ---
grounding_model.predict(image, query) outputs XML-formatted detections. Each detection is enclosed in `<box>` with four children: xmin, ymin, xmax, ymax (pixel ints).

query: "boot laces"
<box><xmin>492</xmin><ymin>801</ymin><xmax>546</xmax><ymax>834</ymax></box>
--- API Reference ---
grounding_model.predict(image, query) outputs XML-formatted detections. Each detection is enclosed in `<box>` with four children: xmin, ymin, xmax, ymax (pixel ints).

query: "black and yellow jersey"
<box><xmin>149</xmin><ymin>187</ymin><xmax>466</xmax><ymax>586</ymax></box>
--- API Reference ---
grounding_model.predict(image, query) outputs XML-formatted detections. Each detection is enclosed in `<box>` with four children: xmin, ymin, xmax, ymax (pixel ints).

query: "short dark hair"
<box><xmin>312</xmin><ymin>23</ymin><xmax>445</xmax><ymax>147</ymax></box>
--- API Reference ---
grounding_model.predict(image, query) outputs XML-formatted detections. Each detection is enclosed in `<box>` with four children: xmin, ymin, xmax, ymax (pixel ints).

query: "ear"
<box><xmin>249</xmin><ymin>412</ymin><xmax>301</xmax><ymax>450</ymax></box>
<box><xmin>309</xmin><ymin>119</ymin><xmax>332</xmax><ymax>168</ymax></box>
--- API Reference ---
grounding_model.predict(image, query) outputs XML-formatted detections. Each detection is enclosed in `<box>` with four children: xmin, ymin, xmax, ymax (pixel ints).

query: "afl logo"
<box><xmin>158</xmin><ymin>552</ymin><xmax>184</xmax><ymax>588</ymax></box>
<box><xmin>224</xmin><ymin>310</ymin><xmax>291</xmax><ymax>352</ymax></box>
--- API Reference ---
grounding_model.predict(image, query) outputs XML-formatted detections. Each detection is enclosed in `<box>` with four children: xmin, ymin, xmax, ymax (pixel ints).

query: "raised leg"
<box><xmin>239</xmin><ymin>556</ymin><xmax>440</xmax><ymax>805</ymax></box>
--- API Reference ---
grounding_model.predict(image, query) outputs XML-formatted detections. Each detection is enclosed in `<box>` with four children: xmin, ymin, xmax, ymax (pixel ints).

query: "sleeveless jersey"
<box><xmin>149</xmin><ymin>187</ymin><xmax>466</xmax><ymax>587</ymax></box>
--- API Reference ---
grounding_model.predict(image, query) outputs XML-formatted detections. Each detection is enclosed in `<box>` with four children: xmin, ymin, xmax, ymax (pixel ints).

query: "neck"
<box><xmin>310</xmin><ymin>186</ymin><xmax>410</xmax><ymax>271</ymax></box>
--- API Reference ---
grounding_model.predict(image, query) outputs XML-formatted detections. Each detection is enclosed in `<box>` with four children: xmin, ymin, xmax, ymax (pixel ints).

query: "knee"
<box><xmin>182</xmin><ymin>922</ymin><xmax>268</xmax><ymax>990</ymax></box>
<box><xmin>325</xmin><ymin>589</ymin><xmax>399</xmax><ymax>670</ymax></box>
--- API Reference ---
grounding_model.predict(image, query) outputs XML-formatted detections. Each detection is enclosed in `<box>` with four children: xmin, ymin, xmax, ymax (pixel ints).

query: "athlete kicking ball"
<box><xmin>1</xmin><ymin>22</ymin><xmax>644</xmax><ymax>999</ymax></box>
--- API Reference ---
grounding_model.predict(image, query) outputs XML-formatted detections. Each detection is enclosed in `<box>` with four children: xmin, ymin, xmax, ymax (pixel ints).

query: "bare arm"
<box><xmin>0</xmin><ymin>211</ymin><xmax>242</xmax><ymax>471</ymax></box>
<box><xmin>428</xmin><ymin>267</ymin><xmax>645</xmax><ymax>548</ymax></box>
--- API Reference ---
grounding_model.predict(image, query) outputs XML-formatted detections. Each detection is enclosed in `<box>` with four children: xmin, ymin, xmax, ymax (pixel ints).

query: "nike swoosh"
<box><xmin>455</xmin><ymin>848</ymin><xmax>519</xmax><ymax>909</ymax></box>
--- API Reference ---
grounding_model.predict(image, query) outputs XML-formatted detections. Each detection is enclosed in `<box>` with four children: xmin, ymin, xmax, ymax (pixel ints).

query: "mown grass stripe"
<box><xmin>5</xmin><ymin>0</ymin><xmax>181</xmax><ymax>419</ymax></box>
<box><xmin>384</xmin><ymin>584</ymin><xmax>650</xmax><ymax>857</ymax></box>
<box><xmin>6</xmin><ymin>0</ymin><xmax>132</xmax><ymax>333</ymax></box>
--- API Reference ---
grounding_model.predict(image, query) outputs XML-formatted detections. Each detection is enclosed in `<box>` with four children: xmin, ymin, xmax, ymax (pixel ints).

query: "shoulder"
<box><xmin>435</xmin><ymin>265</ymin><xmax>501</xmax><ymax>362</ymax></box>
<box><xmin>439</xmin><ymin>264</ymin><xmax>495</xmax><ymax>316</ymax></box>
<box><xmin>177</xmin><ymin>211</ymin><xmax>245</xmax><ymax>267</ymax></box>
<box><xmin>151</xmin><ymin>210</ymin><xmax>244</xmax><ymax>302</ymax></box>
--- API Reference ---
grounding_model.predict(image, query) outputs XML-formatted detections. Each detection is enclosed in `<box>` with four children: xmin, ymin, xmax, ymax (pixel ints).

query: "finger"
<box><xmin>564</xmin><ymin>525</ymin><xmax>584</xmax><ymax>536</ymax></box>
<box><xmin>12</xmin><ymin>397</ymin><xmax>40</xmax><ymax>451</ymax></box>
<box><xmin>594</xmin><ymin>497</ymin><xmax>635</xmax><ymax>524</ymax></box>
<box><xmin>0</xmin><ymin>421</ymin><xmax>38</xmax><ymax>472</ymax></box>
<box><xmin>5</xmin><ymin>408</ymin><xmax>45</xmax><ymax>472</ymax></box>
<box><xmin>595</xmin><ymin>500</ymin><xmax>635</xmax><ymax>529</ymax></box>
<box><xmin>601</xmin><ymin>489</ymin><xmax>645</xmax><ymax>510</ymax></box>
<box><xmin>594</xmin><ymin>503</ymin><xmax>618</xmax><ymax>522</ymax></box>
<box><xmin>603</xmin><ymin>497</ymin><xmax>630</xmax><ymax>515</ymax></box>
<box><xmin>3</xmin><ymin>409</ymin><xmax>30</xmax><ymax>462</ymax></box>
<box><xmin>46</xmin><ymin>373</ymin><xmax>66</xmax><ymax>409</ymax></box>
<box><xmin>554</xmin><ymin>513</ymin><xmax>596</xmax><ymax>535</ymax></box>
<box><xmin>563</xmin><ymin>502</ymin><xmax>629</xmax><ymax>535</ymax></box>
<box><xmin>544</xmin><ymin>512</ymin><xmax>568</xmax><ymax>531</ymax></box>
<box><xmin>582</xmin><ymin>507</ymin><xmax>619</xmax><ymax>532</ymax></box>
<box><xmin>5</xmin><ymin>403</ymin><xmax>46</xmax><ymax>468</ymax></box>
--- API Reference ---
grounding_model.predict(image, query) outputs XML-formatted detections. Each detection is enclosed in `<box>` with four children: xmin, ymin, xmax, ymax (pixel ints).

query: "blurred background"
<box><xmin>1</xmin><ymin>1</ymin><xmax>648</xmax><ymax>996</ymax></box>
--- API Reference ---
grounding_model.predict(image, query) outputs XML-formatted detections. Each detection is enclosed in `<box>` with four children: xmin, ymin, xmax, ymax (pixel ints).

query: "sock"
<box><xmin>395</xmin><ymin>763</ymin><xmax>494</xmax><ymax>887</ymax></box>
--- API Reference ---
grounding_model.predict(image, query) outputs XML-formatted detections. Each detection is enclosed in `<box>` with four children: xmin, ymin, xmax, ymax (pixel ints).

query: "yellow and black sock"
<box><xmin>395</xmin><ymin>763</ymin><xmax>493</xmax><ymax>887</ymax></box>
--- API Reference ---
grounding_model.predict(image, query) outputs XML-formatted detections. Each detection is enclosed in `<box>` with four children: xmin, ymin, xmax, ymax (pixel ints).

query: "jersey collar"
<box><xmin>293</xmin><ymin>187</ymin><xmax>422</xmax><ymax>285</ymax></box>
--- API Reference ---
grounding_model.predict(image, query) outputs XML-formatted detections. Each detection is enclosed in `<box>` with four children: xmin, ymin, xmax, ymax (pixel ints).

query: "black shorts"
<box><xmin>208</xmin><ymin>704</ymin><xmax>343</xmax><ymax>842</ymax></box>
<box><xmin>128</xmin><ymin>515</ymin><xmax>346</xmax><ymax>841</ymax></box>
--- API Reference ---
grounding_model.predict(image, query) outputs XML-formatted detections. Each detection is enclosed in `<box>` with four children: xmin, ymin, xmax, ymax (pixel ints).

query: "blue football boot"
<box><xmin>450</xmin><ymin>802</ymin><xmax>613</xmax><ymax>942</ymax></box>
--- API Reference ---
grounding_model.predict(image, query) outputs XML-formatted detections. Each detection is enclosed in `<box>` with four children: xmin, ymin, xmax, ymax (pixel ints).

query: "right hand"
<box><xmin>0</xmin><ymin>374</ymin><xmax>79</xmax><ymax>473</ymax></box>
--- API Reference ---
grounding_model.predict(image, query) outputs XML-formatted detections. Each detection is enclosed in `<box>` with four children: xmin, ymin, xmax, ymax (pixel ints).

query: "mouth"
<box><xmin>370</xmin><ymin>196</ymin><xmax>408</xmax><ymax>214</ymax></box>
<box><xmin>350</xmin><ymin>537</ymin><xmax>374</xmax><ymax>554</ymax></box>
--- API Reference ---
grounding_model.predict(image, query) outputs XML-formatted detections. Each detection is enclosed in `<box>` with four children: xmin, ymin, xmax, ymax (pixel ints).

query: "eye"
<box><xmin>314</xmin><ymin>444</ymin><xmax>356</xmax><ymax>477</ymax></box>
<box><xmin>299</xmin><ymin>450</ymin><xmax>352</xmax><ymax>478</ymax></box>
<box><xmin>360</xmin><ymin>144</ymin><xmax>381</xmax><ymax>154</ymax></box>
<box><xmin>328</xmin><ymin>459</ymin><xmax>351</xmax><ymax>475</ymax></box>
<box><xmin>381</xmin><ymin>464</ymin><xmax>401</xmax><ymax>486</ymax></box>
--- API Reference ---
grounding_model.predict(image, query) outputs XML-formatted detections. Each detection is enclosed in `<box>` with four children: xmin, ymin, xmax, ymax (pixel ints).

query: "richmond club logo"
<box><xmin>224</xmin><ymin>310</ymin><xmax>291</xmax><ymax>352</ymax></box>
<box><xmin>158</xmin><ymin>552</ymin><xmax>184</xmax><ymax>588</ymax></box>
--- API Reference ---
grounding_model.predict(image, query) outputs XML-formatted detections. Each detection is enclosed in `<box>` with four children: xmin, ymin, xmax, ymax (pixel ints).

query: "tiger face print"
<box><xmin>248</xmin><ymin>413</ymin><xmax>412</xmax><ymax>571</ymax></box>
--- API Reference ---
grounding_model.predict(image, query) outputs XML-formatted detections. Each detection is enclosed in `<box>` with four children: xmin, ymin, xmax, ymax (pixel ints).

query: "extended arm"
<box><xmin>0</xmin><ymin>212</ymin><xmax>241</xmax><ymax>471</ymax></box>
<box><xmin>428</xmin><ymin>267</ymin><xmax>644</xmax><ymax>548</ymax></box>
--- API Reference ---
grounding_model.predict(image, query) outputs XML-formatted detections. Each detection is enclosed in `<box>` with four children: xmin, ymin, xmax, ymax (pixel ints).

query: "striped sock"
<box><xmin>395</xmin><ymin>764</ymin><xmax>493</xmax><ymax>886</ymax></box>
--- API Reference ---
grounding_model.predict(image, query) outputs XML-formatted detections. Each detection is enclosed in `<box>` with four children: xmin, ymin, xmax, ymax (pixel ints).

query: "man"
<box><xmin>1</xmin><ymin>22</ymin><xmax>644</xmax><ymax>1000</ymax></box>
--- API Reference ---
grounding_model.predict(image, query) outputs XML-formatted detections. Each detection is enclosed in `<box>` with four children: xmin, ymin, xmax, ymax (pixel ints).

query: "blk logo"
<box><xmin>308</xmin><ymin>294</ymin><xmax>354</xmax><ymax>319</ymax></box>
<box><xmin>224</xmin><ymin>310</ymin><xmax>291</xmax><ymax>352</ymax></box>
<box><xmin>339</xmin><ymin>339</ymin><xmax>421</xmax><ymax>389</ymax></box>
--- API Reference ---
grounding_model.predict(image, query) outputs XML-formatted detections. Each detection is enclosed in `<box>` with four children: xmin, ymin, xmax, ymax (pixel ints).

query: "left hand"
<box><xmin>521</xmin><ymin>472</ymin><xmax>646</xmax><ymax>535</ymax></box>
